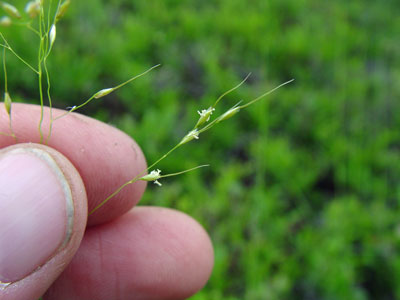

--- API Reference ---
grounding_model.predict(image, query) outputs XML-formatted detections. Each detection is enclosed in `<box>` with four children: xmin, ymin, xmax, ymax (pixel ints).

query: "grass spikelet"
<box><xmin>25</xmin><ymin>0</ymin><xmax>41</xmax><ymax>18</ymax></box>
<box><xmin>49</xmin><ymin>24</ymin><xmax>56</xmax><ymax>48</ymax></box>
<box><xmin>1</xmin><ymin>2</ymin><xmax>21</xmax><ymax>19</ymax></box>
<box><xmin>0</xmin><ymin>1</ymin><xmax>294</xmax><ymax>221</ymax></box>
<box><xmin>4</xmin><ymin>91</ymin><xmax>11</xmax><ymax>115</ymax></box>
<box><xmin>0</xmin><ymin>16</ymin><xmax>11</xmax><ymax>26</ymax></box>
<box><xmin>94</xmin><ymin>88</ymin><xmax>114</xmax><ymax>99</ymax></box>
<box><xmin>55</xmin><ymin>0</ymin><xmax>70</xmax><ymax>22</ymax></box>
<box><xmin>54</xmin><ymin>64</ymin><xmax>160</xmax><ymax>120</ymax></box>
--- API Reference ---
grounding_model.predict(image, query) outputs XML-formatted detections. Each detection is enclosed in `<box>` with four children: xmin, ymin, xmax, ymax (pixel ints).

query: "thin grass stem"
<box><xmin>0</xmin><ymin>33</ymin><xmax>39</xmax><ymax>74</ymax></box>
<box><xmin>55</xmin><ymin>64</ymin><xmax>161</xmax><ymax>121</ymax></box>
<box><xmin>239</xmin><ymin>79</ymin><xmax>294</xmax><ymax>109</ymax></box>
<box><xmin>212</xmin><ymin>73</ymin><xmax>251</xmax><ymax>108</ymax></box>
<box><xmin>26</xmin><ymin>23</ymin><xmax>40</xmax><ymax>36</ymax></box>
<box><xmin>2</xmin><ymin>47</ymin><xmax>15</xmax><ymax>140</ymax></box>
<box><xmin>0</xmin><ymin>131</ymin><xmax>14</xmax><ymax>136</ymax></box>
<box><xmin>113</xmin><ymin>64</ymin><xmax>161</xmax><ymax>90</ymax></box>
<box><xmin>43</xmin><ymin>58</ymin><xmax>53</xmax><ymax>144</ymax></box>
<box><xmin>37</xmin><ymin>8</ymin><xmax>46</xmax><ymax>143</ymax></box>
<box><xmin>160</xmin><ymin>164</ymin><xmax>209</xmax><ymax>178</ymax></box>
<box><xmin>89</xmin><ymin>142</ymin><xmax>186</xmax><ymax>215</ymax></box>
<box><xmin>3</xmin><ymin>48</ymin><xmax>7</xmax><ymax>93</ymax></box>
<box><xmin>89</xmin><ymin>180</ymin><xmax>134</xmax><ymax>216</ymax></box>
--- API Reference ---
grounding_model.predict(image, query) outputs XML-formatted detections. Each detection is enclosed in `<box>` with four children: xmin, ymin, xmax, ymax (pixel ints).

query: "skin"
<box><xmin>0</xmin><ymin>103</ymin><xmax>214</xmax><ymax>300</ymax></box>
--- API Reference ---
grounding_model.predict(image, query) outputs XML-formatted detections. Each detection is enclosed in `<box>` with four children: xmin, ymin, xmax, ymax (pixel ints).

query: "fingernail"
<box><xmin>0</xmin><ymin>147</ymin><xmax>74</xmax><ymax>285</ymax></box>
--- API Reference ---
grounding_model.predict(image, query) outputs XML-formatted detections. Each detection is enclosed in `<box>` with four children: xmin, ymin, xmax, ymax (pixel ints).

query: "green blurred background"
<box><xmin>2</xmin><ymin>0</ymin><xmax>400</xmax><ymax>299</ymax></box>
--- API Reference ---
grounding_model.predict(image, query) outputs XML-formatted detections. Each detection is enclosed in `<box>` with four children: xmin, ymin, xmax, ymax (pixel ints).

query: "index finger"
<box><xmin>0</xmin><ymin>103</ymin><xmax>147</xmax><ymax>226</ymax></box>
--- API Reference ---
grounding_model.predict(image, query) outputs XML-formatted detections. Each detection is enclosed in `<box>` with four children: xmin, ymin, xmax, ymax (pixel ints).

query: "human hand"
<box><xmin>0</xmin><ymin>103</ymin><xmax>214</xmax><ymax>300</ymax></box>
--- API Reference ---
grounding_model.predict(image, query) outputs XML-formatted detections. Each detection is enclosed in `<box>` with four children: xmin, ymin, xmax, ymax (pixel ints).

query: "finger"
<box><xmin>43</xmin><ymin>207</ymin><xmax>214</xmax><ymax>300</ymax></box>
<box><xmin>0</xmin><ymin>144</ymin><xmax>87</xmax><ymax>300</ymax></box>
<box><xmin>0</xmin><ymin>103</ymin><xmax>147</xmax><ymax>226</ymax></box>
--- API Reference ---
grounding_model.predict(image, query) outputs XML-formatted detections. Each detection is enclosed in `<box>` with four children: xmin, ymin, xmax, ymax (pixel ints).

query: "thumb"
<box><xmin>0</xmin><ymin>144</ymin><xmax>87</xmax><ymax>300</ymax></box>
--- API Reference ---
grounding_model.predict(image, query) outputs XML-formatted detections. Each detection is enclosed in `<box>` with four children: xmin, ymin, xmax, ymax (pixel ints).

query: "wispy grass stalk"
<box><xmin>0</xmin><ymin>1</ymin><xmax>294</xmax><ymax>219</ymax></box>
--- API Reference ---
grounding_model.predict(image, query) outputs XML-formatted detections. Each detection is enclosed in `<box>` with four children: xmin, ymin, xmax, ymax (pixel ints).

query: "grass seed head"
<box><xmin>140</xmin><ymin>169</ymin><xmax>162</xmax><ymax>186</ymax></box>
<box><xmin>179</xmin><ymin>129</ymin><xmax>200</xmax><ymax>145</ymax></box>
<box><xmin>94</xmin><ymin>87</ymin><xmax>114</xmax><ymax>99</ymax></box>
<box><xmin>0</xmin><ymin>15</ymin><xmax>11</xmax><ymax>26</ymax></box>
<box><xmin>25</xmin><ymin>0</ymin><xmax>41</xmax><ymax>18</ymax></box>
<box><xmin>195</xmin><ymin>107</ymin><xmax>215</xmax><ymax>128</ymax></box>
<box><xmin>217</xmin><ymin>106</ymin><xmax>241</xmax><ymax>123</ymax></box>
<box><xmin>1</xmin><ymin>2</ymin><xmax>21</xmax><ymax>19</ymax></box>
<box><xmin>4</xmin><ymin>91</ymin><xmax>11</xmax><ymax>115</ymax></box>
<box><xmin>56</xmin><ymin>0</ymin><xmax>70</xmax><ymax>22</ymax></box>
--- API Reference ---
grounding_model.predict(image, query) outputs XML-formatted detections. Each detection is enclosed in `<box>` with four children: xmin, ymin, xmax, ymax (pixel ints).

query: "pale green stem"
<box><xmin>37</xmin><ymin>8</ymin><xmax>46</xmax><ymax>144</ymax></box>
<box><xmin>0</xmin><ymin>33</ymin><xmax>39</xmax><ymax>74</ymax></box>
<box><xmin>0</xmin><ymin>131</ymin><xmax>14</xmax><ymax>136</ymax></box>
<box><xmin>55</xmin><ymin>64</ymin><xmax>161</xmax><ymax>121</ymax></box>
<box><xmin>89</xmin><ymin>164</ymin><xmax>208</xmax><ymax>216</ymax></box>
<box><xmin>43</xmin><ymin>58</ymin><xmax>53</xmax><ymax>144</ymax></box>
<box><xmin>239</xmin><ymin>79</ymin><xmax>294</xmax><ymax>109</ymax></box>
<box><xmin>147</xmin><ymin>143</ymin><xmax>181</xmax><ymax>172</ymax></box>
<box><xmin>37</xmin><ymin>59</ymin><xmax>44</xmax><ymax>143</ymax></box>
<box><xmin>13</xmin><ymin>21</ymin><xmax>40</xmax><ymax>37</ymax></box>
<box><xmin>53</xmin><ymin>95</ymin><xmax>96</xmax><ymax>120</ymax></box>
<box><xmin>112</xmin><ymin>64</ymin><xmax>161</xmax><ymax>91</ymax></box>
<box><xmin>2</xmin><ymin>47</ymin><xmax>15</xmax><ymax>140</ymax></box>
<box><xmin>27</xmin><ymin>23</ymin><xmax>41</xmax><ymax>36</ymax></box>
<box><xmin>3</xmin><ymin>48</ymin><xmax>7</xmax><ymax>92</ymax></box>
<box><xmin>43</xmin><ymin>0</ymin><xmax>67</xmax><ymax>143</ymax></box>
<box><xmin>160</xmin><ymin>164</ymin><xmax>209</xmax><ymax>178</ymax></box>
<box><xmin>53</xmin><ymin>0</ymin><xmax>63</xmax><ymax>24</ymax></box>
<box><xmin>43</xmin><ymin>26</ymin><xmax>56</xmax><ymax>143</ymax></box>
<box><xmin>212</xmin><ymin>73</ymin><xmax>251</xmax><ymax>108</ymax></box>
<box><xmin>47</xmin><ymin>0</ymin><xmax>53</xmax><ymax>30</ymax></box>
<box><xmin>40</xmin><ymin>4</ymin><xmax>46</xmax><ymax>35</ymax></box>
<box><xmin>89</xmin><ymin>180</ymin><xmax>134</xmax><ymax>216</ymax></box>
<box><xmin>89</xmin><ymin>142</ymin><xmax>183</xmax><ymax>215</ymax></box>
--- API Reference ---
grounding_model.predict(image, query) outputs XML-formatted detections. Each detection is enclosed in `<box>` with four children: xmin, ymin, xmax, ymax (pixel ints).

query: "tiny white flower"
<box><xmin>189</xmin><ymin>129</ymin><xmax>199</xmax><ymax>139</ymax></box>
<box><xmin>150</xmin><ymin>169</ymin><xmax>161</xmax><ymax>177</ymax></box>
<box><xmin>140</xmin><ymin>169</ymin><xmax>162</xmax><ymax>186</ymax></box>
<box><xmin>195</xmin><ymin>107</ymin><xmax>215</xmax><ymax>127</ymax></box>
<box><xmin>198</xmin><ymin>107</ymin><xmax>214</xmax><ymax>121</ymax></box>
<box><xmin>180</xmin><ymin>129</ymin><xmax>200</xmax><ymax>145</ymax></box>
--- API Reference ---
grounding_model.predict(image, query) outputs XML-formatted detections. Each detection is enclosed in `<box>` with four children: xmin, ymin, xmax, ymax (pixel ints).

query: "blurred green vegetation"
<box><xmin>2</xmin><ymin>0</ymin><xmax>400</xmax><ymax>299</ymax></box>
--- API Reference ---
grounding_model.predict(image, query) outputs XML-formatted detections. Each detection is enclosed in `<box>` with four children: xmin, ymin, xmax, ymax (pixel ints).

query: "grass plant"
<box><xmin>0</xmin><ymin>0</ymin><xmax>292</xmax><ymax>218</ymax></box>
<box><xmin>3</xmin><ymin>1</ymin><xmax>395</xmax><ymax>299</ymax></box>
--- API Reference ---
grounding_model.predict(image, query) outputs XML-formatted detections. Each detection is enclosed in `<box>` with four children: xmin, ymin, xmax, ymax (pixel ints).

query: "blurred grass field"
<box><xmin>2</xmin><ymin>0</ymin><xmax>400</xmax><ymax>299</ymax></box>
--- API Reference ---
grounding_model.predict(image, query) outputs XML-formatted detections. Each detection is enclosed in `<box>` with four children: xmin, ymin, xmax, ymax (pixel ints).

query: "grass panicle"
<box><xmin>0</xmin><ymin>1</ymin><xmax>293</xmax><ymax>223</ymax></box>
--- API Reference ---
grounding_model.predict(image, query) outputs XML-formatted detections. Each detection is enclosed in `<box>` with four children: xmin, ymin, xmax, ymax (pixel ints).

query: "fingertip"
<box><xmin>129</xmin><ymin>207</ymin><xmax>214</xmax><ymax>299</ymax></box>
<box><xmin>44</xmin><ymin>207</ymin><xmax>214</xmax><ymax>300</ymax></box>
<box><xmin>0</xmin><ymin>143</ymin><xmax>87</xmax><ymax>300</ymax></box>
